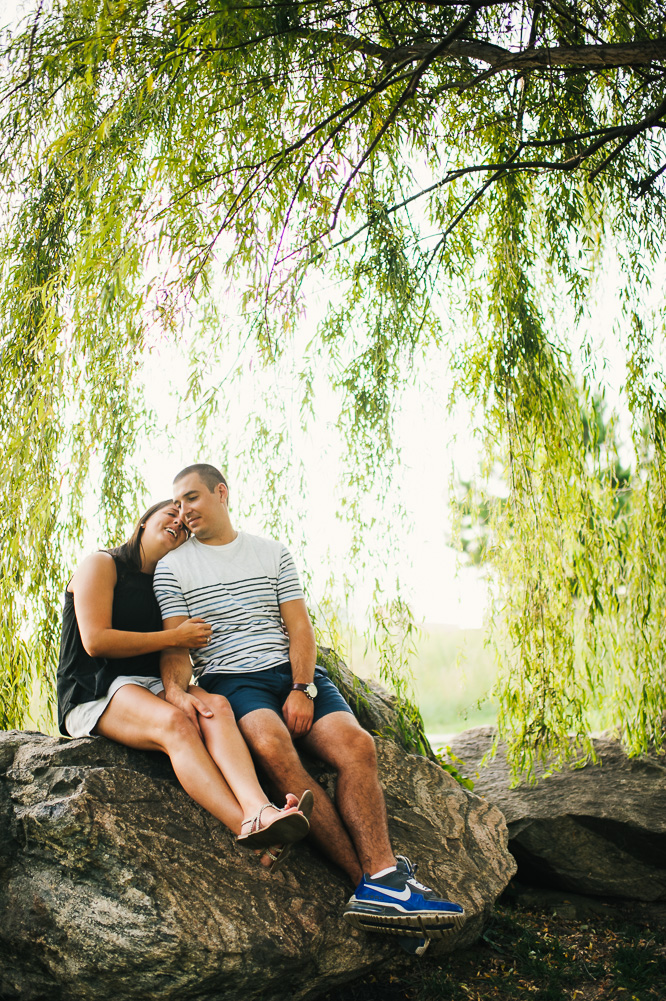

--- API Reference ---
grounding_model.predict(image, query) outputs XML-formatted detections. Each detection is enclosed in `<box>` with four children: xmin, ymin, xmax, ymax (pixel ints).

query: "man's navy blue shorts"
<box><xmin>197</xmin><ymin>662</ymin><xmax>353</xmax><ymax>725</ymax></box>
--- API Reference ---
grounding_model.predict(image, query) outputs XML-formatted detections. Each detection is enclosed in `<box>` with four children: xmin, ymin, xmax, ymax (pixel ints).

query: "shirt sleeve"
<box><xmin>277</xmin><ymin>546</ymin><xmax>305</xmax><ymax>604</ymax></box>
<box><xmin>153</xmin><ymin>561</ymin><xmax>189</xmax><ymax>620</ymax></box>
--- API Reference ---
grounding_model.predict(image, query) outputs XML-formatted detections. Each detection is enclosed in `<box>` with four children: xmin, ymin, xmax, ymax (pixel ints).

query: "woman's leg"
<box><xmin>94</xmin><ymin>684</ymin><xmax>302</xmax><ymax>838</ymax></box>
<box><xmin>94</xmin><ymin>684</ymin><xmax>246</xmax><ymax>832</ymax></box>
<box><xmin>187</xmin><ymin>686</ymin><xmax>298</xmax><ymax>826</ymax></box>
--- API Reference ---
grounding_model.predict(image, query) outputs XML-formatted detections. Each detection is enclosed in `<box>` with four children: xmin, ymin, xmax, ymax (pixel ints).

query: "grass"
<box><xmin>320</xmin><ymin>894</ymin><xmax>666</xmax><ymax>1001</ymax></box>
<box><xmin>348</xmin><ymin>624</ymin><xmax>498</xmax><ymax>737</ymax></box>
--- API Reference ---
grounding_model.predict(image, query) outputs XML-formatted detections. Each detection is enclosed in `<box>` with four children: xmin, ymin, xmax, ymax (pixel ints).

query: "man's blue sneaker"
<box><xmin>343</xmin><ymin>856</ymin><xmax>465</xmax><ymax>939</ymax></box>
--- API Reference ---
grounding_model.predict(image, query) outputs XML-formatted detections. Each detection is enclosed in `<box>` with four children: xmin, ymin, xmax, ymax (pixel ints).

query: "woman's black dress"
<box><xmin>57</xmin><ymin>554</ymin><xmax>162</xmax><ymax>735</ymax></box>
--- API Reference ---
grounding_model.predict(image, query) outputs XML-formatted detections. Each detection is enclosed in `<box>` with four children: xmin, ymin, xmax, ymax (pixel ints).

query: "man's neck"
<box><xmin>194</xmin><ymin>525</ymin><xmax>238</xmax><ymax>547</ymax></box>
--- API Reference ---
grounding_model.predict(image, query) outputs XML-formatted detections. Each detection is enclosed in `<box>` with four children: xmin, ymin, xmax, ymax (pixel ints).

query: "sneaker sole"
<box><xmin>343</xmin><ymin>906</ymin><xmax>465</xmax><ymax>939</ymax></box>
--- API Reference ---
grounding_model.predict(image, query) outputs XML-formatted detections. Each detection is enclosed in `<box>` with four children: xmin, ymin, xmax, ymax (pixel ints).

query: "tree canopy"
<box><xmin>2</xmin><ymin>0</ymin><xmax>666</xmax><ymax>772</ymax></box>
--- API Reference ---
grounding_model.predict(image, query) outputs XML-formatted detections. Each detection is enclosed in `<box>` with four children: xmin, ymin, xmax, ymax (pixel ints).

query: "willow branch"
<box><xmin>301</xmin><ymin>31</ymin><xmax>666</xmax><ymax>74</ymax></box>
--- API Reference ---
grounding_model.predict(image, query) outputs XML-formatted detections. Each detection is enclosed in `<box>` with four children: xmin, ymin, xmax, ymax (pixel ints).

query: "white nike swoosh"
<box><xmin>367</xmin><ymin>885</ymin><xmax>412</xmax><ymax>901</ymax></box>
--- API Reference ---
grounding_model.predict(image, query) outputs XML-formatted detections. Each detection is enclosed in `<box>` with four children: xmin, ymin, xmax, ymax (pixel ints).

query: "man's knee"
<box><xmin>314</xmin><ymin>719</ymin><xmax>377</xmax><ymax>772</ymax></box>
<box><xmin>241</xmin><ymin>714</ymin><xmax>303</xmax><ymax>774</ymax></box>
<box><xmin>341</xmin><ymin>725</ymin><xmax>377</xmax><ymax>766</ymax></box>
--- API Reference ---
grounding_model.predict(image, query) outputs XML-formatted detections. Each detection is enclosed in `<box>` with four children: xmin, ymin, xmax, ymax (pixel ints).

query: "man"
<box><xmin>154</xmin><ymin>463</ymin><xmax>464</xmax><ymax>949</ymax></box>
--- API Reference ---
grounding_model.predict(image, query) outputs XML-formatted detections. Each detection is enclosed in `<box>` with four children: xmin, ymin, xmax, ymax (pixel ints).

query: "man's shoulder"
<box><xmin>241</xmin><ymin>532</ymin><xmax>296</xmax><ymax>569</ymax></box>
<box><xmin>242</xmin><ymin>531</ymin><xmax>287</xmax><ymax>554</ymax></box>
<box><xmin>155</xmin><ymin>538</ymin><xmax>199</xmax><ymax>575</ymax></box>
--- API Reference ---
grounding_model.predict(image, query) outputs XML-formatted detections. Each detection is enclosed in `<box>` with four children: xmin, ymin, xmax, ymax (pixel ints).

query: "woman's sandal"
<box><xmin>237</xmin><ymin>795</ymin><xmax>311</xmax><ymax>850</ymax></box>
<box><xmin>260</xmin><ymin>790</ymin><xmax>315</xmax><ymax>871</ymax></box>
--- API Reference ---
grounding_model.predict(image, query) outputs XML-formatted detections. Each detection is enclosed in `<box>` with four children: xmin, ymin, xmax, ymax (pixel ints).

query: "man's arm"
<box><xmin>280</xmin><ymin>598</ymin><xmax>317</xmax><ymax>739</ymax></box>
<box><xmin>160</xmin><ymin>614</ymin><xmax>213</xmax><ymax>736</ymax></box>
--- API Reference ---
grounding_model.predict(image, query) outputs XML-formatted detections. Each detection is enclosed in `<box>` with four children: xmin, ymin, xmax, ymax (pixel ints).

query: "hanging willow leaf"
<box><xmin>1</xmin><ymin>1</ymin><xmax>665</xmax><ymax>772</ymax></box>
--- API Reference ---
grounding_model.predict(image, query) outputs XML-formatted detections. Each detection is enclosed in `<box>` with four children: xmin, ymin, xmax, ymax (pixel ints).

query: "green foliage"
<box><xmin>321</xmin><ymin>623</ymin><xmax>475</xmax><ymax>786</ymax></box>
<box><xmin>451</xmin><ymin>384</ymin><xmax>666</xmax><ymax>777</ymax></box>
<box><xmin>370</xmin><ymin>597</ymin><xmax>426</xmax><ymax>748</ymax></box>
<box><xmin>347</xmin><ymin>902</ymin><xmax>666</xmax><ymax>1001</ymax></box>
<box><xmin>434</xmin><ymin>746</ymin><xmax>475</xmax><ymax>791</ymax></box>
<box><xmin>613</xmin><ymin>928</ymin><xmax>666</xmax><ymax>989</ymax></box>
<box><xmin>1</xmin><ymin>1</ymin><xmax>666</xmax><ymax>771</ymax></box>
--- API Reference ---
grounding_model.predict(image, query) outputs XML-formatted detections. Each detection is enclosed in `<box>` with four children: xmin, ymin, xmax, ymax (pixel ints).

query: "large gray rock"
<box><xmin>447</xmin><ymin>726</ymin><xmax>666</xmax><ymax>902</ymax></box>
<box><xmin>0</xmin><ymin>728</ymin><xmax>515</xmax><ymax>1001</ymax></box>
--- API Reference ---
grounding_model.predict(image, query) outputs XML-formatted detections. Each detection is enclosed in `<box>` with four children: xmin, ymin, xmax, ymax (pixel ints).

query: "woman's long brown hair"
<box><xmin>107</xmin><ymin>499</ymin><xmax>175</xmax><ymax>573</ymax></box>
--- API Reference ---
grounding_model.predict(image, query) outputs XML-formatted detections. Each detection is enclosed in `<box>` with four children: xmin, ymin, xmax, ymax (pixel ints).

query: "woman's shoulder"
<box><xmin>68</xmin><ymin>551</ymin><xmax>118</xmax><ymax>592</ymax></box>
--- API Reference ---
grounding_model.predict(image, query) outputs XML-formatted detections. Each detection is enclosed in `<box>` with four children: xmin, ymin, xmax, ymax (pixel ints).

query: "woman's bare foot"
<box><xmin>257</xmin><ymin>845</ymin><xmax>287</xmax><ymax>869</ymax></box>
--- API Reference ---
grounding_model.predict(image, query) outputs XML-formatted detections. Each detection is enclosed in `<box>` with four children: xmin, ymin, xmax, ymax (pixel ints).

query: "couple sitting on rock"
<box><xmin>57</xmin><ymin>462</ymin><xmax>464</xmax><ymax>953</ymax></box>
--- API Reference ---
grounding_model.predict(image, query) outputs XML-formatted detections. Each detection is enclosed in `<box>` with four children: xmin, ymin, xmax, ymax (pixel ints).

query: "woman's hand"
<box><xmin>171</xmin><ymin>616</ymin><xmax>212</xmax><ymax>649</ymax></box>
<box><xmin>70</xmin><ymin>554</ymin><xmax>213</xmax><ymax>659</ymax></box>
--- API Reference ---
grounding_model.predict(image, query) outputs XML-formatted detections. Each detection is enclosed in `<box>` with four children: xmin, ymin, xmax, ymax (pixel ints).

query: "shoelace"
<box><xmin>407</xmin><ymin>876</ymin><xmax>431</xmax><ymax>892</ymax></box>
<box><xmin>399</xmin><ymin>857</ymin><xmax>431</xmax><ymax>893</ymax></box>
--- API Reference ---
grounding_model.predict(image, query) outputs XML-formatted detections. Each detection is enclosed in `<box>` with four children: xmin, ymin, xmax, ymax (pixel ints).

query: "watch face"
<box><xmin>306</xmin><ymin>682</ymin><xmax>318</xmax><ymax>699</ymax></box>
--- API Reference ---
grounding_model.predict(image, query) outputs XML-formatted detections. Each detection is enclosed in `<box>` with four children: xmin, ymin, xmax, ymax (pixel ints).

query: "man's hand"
<box><xmin>164</xmin><ymin>686</ymin><xmax>213</xmax><ymax>738</ymax></box>
<box><xmin>161</xmin><ymin>615</ymin><xmax>209</xmax><ymax>734</ymax></box>
<box><xmin>282</xmin><ymin>690</ymin><xmax>314</xmax><ymax>739</ymax></box>
<box><xmin>279</xmin><ymin>598</ymin><xmax>316</xmax><ymax>739</ymax></box>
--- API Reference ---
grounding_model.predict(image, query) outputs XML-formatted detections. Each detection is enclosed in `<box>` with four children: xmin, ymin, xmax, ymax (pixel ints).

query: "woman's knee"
<box><xmin>189</xmin><ymin>687</ymin><xmax>234</xmax><ymax>718</ymax></box>
<box><xmin>159</xmin><ymin>705</ymin><xmax>200</xmax><ymax>747</ymax></box>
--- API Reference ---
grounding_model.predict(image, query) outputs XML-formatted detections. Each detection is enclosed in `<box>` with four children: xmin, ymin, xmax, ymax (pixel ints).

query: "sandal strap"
<box><xmin>241</xmin><ymin>802</ymin><xmax>278</xmax><ymax>835</ymax></box>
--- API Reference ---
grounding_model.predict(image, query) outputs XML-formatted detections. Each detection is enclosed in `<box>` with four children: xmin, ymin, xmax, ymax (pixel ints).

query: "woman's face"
<box><xmin>142</xmin><ymin>503</ymin><xmax>187</xmax><ymax>556</ymax></box>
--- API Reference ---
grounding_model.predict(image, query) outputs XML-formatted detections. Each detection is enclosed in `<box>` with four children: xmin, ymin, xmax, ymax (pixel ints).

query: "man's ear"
<box><xmin>217</xmin><ymin>482</ymin><xmax>228</xmax><ymax>506</ymax></box>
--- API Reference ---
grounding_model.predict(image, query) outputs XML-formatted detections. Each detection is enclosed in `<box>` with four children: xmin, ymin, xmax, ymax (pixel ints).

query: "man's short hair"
<box><xmin>174</xmin><ymin>463</ymin><xmax>229</xmax><ymax>494</ymax></box>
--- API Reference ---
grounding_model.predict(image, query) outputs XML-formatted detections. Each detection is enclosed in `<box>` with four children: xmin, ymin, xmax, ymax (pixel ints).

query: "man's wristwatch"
<box><xmin>291</xmin><ymin>682</ymin><xmax>318</xmax><ymax>701</ymax></box>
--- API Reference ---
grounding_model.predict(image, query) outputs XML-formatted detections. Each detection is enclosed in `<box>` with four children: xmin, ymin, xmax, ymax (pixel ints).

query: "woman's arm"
<box><xmin>160</xmin><ymin>618</ymin><xmax>214</xmax><ymax>736</ymax></box>
<box><xmin>71</xmin><ymin>552</ymin><xmax>211</xmax><ymax>658</ymax></box>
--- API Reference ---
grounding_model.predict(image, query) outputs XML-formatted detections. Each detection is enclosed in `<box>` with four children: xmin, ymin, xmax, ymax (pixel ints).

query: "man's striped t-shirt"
<box><xmin>153</xmin><ymin>531</ymin><xmax>305</xmax><ymax>677</ymax></box>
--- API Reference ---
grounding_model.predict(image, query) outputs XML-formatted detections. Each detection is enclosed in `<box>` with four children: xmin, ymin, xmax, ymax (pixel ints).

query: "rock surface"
<box><xmin>0</xmin><ymin>727</ymin><xmax>515</xmax><ymax>1001</ymax></box>
<box><xmin>448</xmin><ymin>726</ymin><xmax>666</xmax><ymax>902</ymax></box>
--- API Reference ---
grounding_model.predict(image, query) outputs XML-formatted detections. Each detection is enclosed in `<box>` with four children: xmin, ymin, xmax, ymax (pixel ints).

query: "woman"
<box><xmin>57</xmin><ymin>499</ymin><xmax>310</xmax><ymax>860</ymax></box>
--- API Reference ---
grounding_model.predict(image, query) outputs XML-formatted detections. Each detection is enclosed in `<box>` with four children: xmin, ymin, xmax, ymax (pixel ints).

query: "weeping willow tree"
<box><xmin>2</xmin><ymin>0</ymin><xmax>665</xmax><ymax>771</ymax></box>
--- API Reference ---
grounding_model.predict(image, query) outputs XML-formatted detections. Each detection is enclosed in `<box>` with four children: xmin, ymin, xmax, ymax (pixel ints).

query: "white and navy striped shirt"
<box><xmin>153</xmin><ymin>532</ymin><xmax>305</xmax><ymax>677</ymax></box>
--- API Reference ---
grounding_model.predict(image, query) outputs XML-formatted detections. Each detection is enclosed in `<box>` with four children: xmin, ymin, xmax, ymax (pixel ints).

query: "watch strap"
<box><xmin>291</xmin><ymin>682</ymin><xmax>316</xmax><ymax>700</ymax></box>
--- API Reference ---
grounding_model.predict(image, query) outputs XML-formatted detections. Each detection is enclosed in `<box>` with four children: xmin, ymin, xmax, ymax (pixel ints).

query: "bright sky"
<box><xmin>133</xmin><ymin>289</ymin><xmax>491</xmax><ymax>628</ymax></box>
<box><xmin>129</xmin><ymin>247</ymin><xmax>637</xmax><ymax>632</ymax></box>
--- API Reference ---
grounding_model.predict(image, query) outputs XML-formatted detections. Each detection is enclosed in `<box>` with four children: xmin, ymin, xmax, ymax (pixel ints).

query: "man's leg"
<box><xmin>301</xmin><ymin>711</ymin><xmax>396</xmax><ymax>876</ymax></box>
<box><xmin>302</xmin><ymin>712</ymin><xmax>466</xmax><ymax>940</ymax></box>
<box><xmin>239</xmin><ymin>702</ymin><xmax>465</xmax><ymax>941</ymax></box>
<box><xmin>238</xmin><ymin>707</ymin><xmax>364</xmax><ymax>883</ymax></box>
